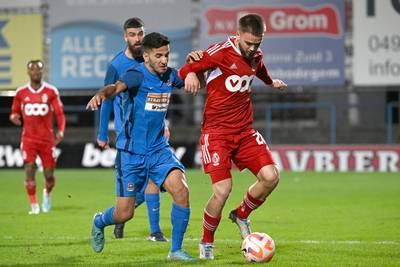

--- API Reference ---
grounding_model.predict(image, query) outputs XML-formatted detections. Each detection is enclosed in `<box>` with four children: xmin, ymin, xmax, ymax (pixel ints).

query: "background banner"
<box><xmin>199</xmin><ymin>0</ymin><xmax>345</xmax><ymax>86</ymax></box>
<box><xmin>48</xmin><ymin>0</ymin><xmax>192</xmax><ymax>89</ymax></box>
<box><xmin>0</xmin><ymin>14</ymin><xmax>43</xmax><ymax>90</ymax></box>
<box><xmin>1</xmin><ymin>143</ymin><xmax>399</xmax><ymax>172</ymax></box>
<box><xmin>353</xmin><ymin>0</ymin><xmax>400</xmax><ymax>85</ymax></box>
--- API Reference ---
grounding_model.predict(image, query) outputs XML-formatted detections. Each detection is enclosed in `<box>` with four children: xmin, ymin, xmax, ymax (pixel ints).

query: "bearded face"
<box><xmin>124</xmin><ymin>27</ymin><xmax>145</xmax><ymax>58</ymax></box>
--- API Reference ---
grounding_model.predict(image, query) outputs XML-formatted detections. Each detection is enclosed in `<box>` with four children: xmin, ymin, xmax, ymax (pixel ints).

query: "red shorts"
<box><xmin>199</xmin><ymin>129</ymin><xmax>275</xmax><ymax>183</ymax></box>
<box><xmin>21</xmin><ymin>140</ymin><xmax>56</xmax><ymax>168</ymax></box>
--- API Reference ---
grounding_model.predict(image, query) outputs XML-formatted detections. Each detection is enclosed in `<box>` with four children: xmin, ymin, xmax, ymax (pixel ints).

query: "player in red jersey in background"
<box><xmin>179</xmin><ymin>14</ymin><xmax>287</xmax><ymax>259</ymax></box>
<box><xmin>9</xmin><ymin>60</ymin><xmax>65</xmax><ymax>215</ymax></box>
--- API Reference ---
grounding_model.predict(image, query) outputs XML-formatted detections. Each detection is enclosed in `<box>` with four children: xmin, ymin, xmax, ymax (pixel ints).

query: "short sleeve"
<box><xmin>119</xmin><ymin>69</ymin><xmax>143</xmax><ymax>91</ymax></box>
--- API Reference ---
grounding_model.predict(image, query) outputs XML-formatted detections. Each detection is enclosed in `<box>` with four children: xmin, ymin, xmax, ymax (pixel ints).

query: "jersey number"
<box><xmin>252</xmin><ymin>131</ymin><xmax>266</xmax><ymax>145</ymax></box>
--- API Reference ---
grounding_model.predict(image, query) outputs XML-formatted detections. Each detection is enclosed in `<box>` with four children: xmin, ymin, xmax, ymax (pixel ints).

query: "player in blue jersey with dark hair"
<box><xmin>97</xmin><ymin>17</ymin><xmax>167</xmax><ymax>242</ymax></box>
<box><xmin>87</xmin><ymin>32</ymin><xmax>200</xmax><ymax>261</ymax></box>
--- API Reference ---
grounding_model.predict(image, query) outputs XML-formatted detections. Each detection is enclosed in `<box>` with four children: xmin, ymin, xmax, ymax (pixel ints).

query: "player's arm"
<box><xmin>50</xmin><ymin>91</ymin><xmax>66</xmax><ymax>145</ymax></box>
<box><xmin>164</xmin><ymin>119</ymin><xmax>170</xmax><ymax>140</ymax></box>
<box><xmin>97</xmin><ymin>64</ymin><xmax>118</xmax><ymax>148</ymax></box>
<box><xmin>185</xmin><ymin>50</ymin><xmax>203</xmax><ymax>63</ymax></box>
<box><xmin>9</xmin><ymin>92</ymin><xmax>22</xmax><ymax>126</ymax></box>
<box><xmin>87</xmin><ymin>69</ymin><xmax>143</xmax><ymax>111</ymax></box>
<box><xmin>179</xmin><ymin>52</ymin><xmax>214</xmax><ymax>95</ymax></box>
<box><xmin>86</xmin><ymin>82</ymin><xmax>127</xmax><ymax>111</ymax></box>
<box><xmin>257</xmin><ymin>61</ymin><xmax>287</xmax><ymax>90</ymax></box>
<box><xmin>97</xmin><ymin>99</ymin><xmax>112</xmax><ymax>148</ymax></box>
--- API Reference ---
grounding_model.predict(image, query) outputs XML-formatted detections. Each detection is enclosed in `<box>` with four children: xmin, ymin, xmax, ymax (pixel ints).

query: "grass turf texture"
<box><xmin>0</xmin><ymin>169</ymin><xmax>399</xmax><ymax>266</ymax></box>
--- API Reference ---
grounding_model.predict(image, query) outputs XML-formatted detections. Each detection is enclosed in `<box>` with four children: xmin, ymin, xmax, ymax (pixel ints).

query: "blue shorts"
<box><xmin>115</xmin><ymin>147</ymin><xmax>184</xmax><ymax>197</ymax></box>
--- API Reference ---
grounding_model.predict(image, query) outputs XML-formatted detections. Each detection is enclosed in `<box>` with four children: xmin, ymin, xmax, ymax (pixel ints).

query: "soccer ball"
<box><xmin>241</xmin><ymin>232</ymin><xmax>275</xmax><ymax>262</ymax></box>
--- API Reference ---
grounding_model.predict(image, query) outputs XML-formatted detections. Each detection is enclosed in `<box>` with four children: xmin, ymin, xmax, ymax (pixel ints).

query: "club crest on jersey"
<box><xmin>41</xmin><ymin>94</ymin><xmax>48</xmax><ymax>103</ymax></box>
<box><xmin>165</xmin><ymin>79</ymin><xmax>173</xmax><ymax>87</ymax></box>
<box><xmin>127</xmin><ymin>183</ymin><xmax>135</xmax><ymax>192</ymax></box>
<box><xmin>212</xmin><ymin>152</ymin><xmax>220</xmax><ymax>166</ymax></box>
<box><xmin>145</xmin><ymin>93</ymin><xmax>170</xmax><ymax>112</ymax></box>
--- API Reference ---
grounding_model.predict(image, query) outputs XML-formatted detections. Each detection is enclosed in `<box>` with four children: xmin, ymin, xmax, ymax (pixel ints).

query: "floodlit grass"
<box><xmin>0</xmin><ymin>169</ymin><xmax>399</xmax><ymax>266</ymax></box>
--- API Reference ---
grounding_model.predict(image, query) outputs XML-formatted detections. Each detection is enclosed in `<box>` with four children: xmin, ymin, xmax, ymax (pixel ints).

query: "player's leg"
<box><xmin>24</xmin><ymin>162</ymin><xmax>39</xmax><ymax>214</ymax></box>
<box><xmin>113</xmin><ymin>191</ymin><xmax>145</xmax><ymax>239</ymax></box>
<box><xmin>92</xmin><ymin>196</ymin><xmax>136</xmax><ymax>252</ymax></box>
<box><xmin>149</xmin><ymin>148</ymin><xmax>194</xmax><ymax>260</ymax></box>
<box><xmin>200</xmin><ymin>172</ymin><xmax>232</xmax><ymax>259</ymax></box>
<box><xmin>162</xmin><ymin>169</ymin><xmax>195</xmax><ymax>261</ymax></box>
<box><xmin>40</xmin><ymin>144</ymin><xmax>57</xmax><ymax>213</ymax></box>
<box><xmin>21</xmin><ymin>141</ymin><xmax>40</xmax><ymax>214</ymax></box>
<box><xmin>91</xmin><ymin>150</ymin><xmax>145</xmax><ymax>252</ymax></box>
<box><xmin>42</xmin><ymin>168</ymin><xmax>55</xmax><ymax>212</ymax></box>
<box><xmin>144</xmin><ymin>180</ymin><xmax>167</xmax><ymax>242</ymax></box>
<box><xmin>230</xmin><ymin>130</ymin><xmax>279</xmax><ymax>238</ymax></box>
<box><xmin>198</xmin><ymin>133</ymin><xmax>234</xmax><ymax>259</ymax></box>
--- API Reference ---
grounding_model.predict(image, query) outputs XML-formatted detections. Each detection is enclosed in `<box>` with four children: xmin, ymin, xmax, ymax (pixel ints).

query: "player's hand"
<box><xmin>184</xmin><ymin>72</ymin><xmax>201</xmax><ymax>95</ymax></box>
<box><xmin>186</xmin><ymin>50</ymin><xmax>203</xmax><ymax>63</ymax></box>
<box><xmin>96</xmin><ymin>139</ymin><xmax>110</xmax><ymax>149</ymax></box>
<box><xmin>86</xmin><ymin>93</ymin><xmax>106</xmax><ymax>110</ymax></box>
<box><xmin>9</xmin><ymin>113</ymin><xmax>21</xmax><ymax>126</ymax></box>
<box><xmin>55</xmin><ymin>131</ymin><xmax>64</xmax><ymax>145</ymax></box>
<box><xmin>271</xmin><ymin>79</ymin><xmax>287</xmax><ymax>90</ymax></box>
<box><xmin>164</xmin><ymin>126</ymin><xmax>170</xmax><ymax>140</ymax></box>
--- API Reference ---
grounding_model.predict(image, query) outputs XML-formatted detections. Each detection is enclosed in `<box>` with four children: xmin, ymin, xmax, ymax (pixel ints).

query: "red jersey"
<box><xmin>11</xmin><ymin>82</ymin><xmax>65</xmax><ymax>144</ymax></box>
<box><xmin>179</xmin><ymin>36</ymin><xmax>273</xmax><ymax>134</ymax></box>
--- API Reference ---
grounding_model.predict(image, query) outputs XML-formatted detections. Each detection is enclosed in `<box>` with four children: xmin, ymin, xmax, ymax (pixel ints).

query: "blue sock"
<box><xmin>135</xmin><ymin>193</ymin><xmax>145</xmax><ymax>208</ymax></box>
<box><xmin>145</xmin><ymin>193</ymin><xmax>161</xmax><ymax>234</ymax></box>
<box><xmin>94</xmin><ymin>206</ymin><xmax>116</xmax><ymax>229</ymax></box>
<box><xmin>170</xmin><ymin>202</ymin><xmax>190</xmax><ymax>252</ymax></box>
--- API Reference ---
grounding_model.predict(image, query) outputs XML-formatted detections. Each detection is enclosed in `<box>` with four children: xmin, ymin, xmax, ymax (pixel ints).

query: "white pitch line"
<box><xmin>2</xmin><ymin>236</ymin><xmax>399</xmax><ymax>245</ymax></box>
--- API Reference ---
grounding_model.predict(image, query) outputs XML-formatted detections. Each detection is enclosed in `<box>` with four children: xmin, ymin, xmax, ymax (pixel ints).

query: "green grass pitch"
<box><xmin>0</xmin><ymin>169</ymin><xmax>399</xmax><ymax>266</ymax></box>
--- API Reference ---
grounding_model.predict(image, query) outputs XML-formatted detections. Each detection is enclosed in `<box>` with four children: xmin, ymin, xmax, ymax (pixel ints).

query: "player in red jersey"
<box><xmin>9</xmin><ymin>60</ymin><xmax>66</xmax><ymax>215</ymax></box>
<box><xmin>179</xmin><ymin>14</ymin><xmax>287</xmax><ymax>259</ymax></box>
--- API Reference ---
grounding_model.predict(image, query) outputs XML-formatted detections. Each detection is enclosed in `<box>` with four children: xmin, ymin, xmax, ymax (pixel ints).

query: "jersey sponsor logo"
<box><xmin>145</xmin><ymin>93</ymin><xmax>170</xmax><ymax>112</ymax></box>
<box><xmin>24</xmin><ymin>96</ymin><xmax>30</xmax><ymax>102</ymax></box>
<box><xmin>24</xmin><ymin>103</ymin><xmax>49</xmax><ymax>116</ymax></box>
<box><xmin>225</xmin><ymin>75</ymin><xmax>254</xmax><ymax>92</ymax></box>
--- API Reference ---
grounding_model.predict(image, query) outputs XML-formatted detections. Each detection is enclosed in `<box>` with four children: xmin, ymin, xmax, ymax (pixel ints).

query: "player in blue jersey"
<box><xmin>97</xmin><ymin>17</ymin><xmax>167</xmax><ymax>242</ymax></box>
<box><xmin>87</xmin><ymin>32</ymin><xmax>200</xmax><ymax>261</ymax></box>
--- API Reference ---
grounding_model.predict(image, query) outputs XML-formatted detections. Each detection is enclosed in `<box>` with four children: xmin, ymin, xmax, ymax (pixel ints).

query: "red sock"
<box><xmin>236</xmin><ymin>191</ymin><xmax>265</xmax><ymax>219</ymax></box>
<box><xmin>45</xmin><ymin>176</ymin><xmax>56</xmax><ymax>193</ymax></box>
<box><xmin>201</xmin><ymin>211</ymin><xmax>221</xmax><ymax>244</ymax></box>
<box><xmin>24</xmin><ymin>180</ymin><xmax>37</xmax><ymax>204</ymax></box>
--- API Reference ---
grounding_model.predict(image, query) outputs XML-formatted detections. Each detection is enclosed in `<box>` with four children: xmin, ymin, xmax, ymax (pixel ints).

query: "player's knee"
<box><xmin>259</xmin><ymin>166</ymin><xmax>280</xmax><ymax>187</ymax></box>
<box><xmin>24</xmin><ymin>163</ymin><xmax>36</xmax><ymax>178</ymax></box>
<box><xmin>145</xmin><ymin>180</ymin><xmax>160</xmax><ymax>194</ymax></box>
<box><xmin>213</xmin><ymin>183</ymin><xmax>232</xmax><ymax>203</ymax></box>
<box><xmin>44</xmin><ymin>168</ymin><xmax>54</xmax><ymax>180</ymax></box>
<box><xmin>118</xmin><ymin>209</ymin><xmax>134</xmax><ymax>222</ymax></box>
<box><xmin>172</xmin><ymin>185</ymin><xmax>190</xmax><ymax>207</ymax></box>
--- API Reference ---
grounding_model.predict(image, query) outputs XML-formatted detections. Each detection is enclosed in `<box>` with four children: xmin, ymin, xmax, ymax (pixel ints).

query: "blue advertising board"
<box><xmin>48</xmin><ymin>0</ymin><xmax>192</xmax><ymax>89</ymax></box>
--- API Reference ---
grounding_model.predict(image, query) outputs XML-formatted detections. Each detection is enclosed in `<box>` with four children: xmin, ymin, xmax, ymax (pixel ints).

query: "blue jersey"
<box><xmin>97</xmin><ymin>50</ymin><xmax>143</xmax><ymax>147</ymax></box>
<box><xmin>118</xmin><ymin>63</ymin><xmax>184</xmax><ymax>154</ymax></box>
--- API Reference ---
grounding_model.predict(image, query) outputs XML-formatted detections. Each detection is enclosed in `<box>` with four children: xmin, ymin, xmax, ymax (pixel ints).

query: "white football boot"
<box><xmin>41</xmin><ymin>189</ymin><xmax>51</xmax><ymax>213</ymax></box>
<box><xmin>29</xmin><ymin>203</ymin><xmax>40</xmax><ymax>215</ymax></box>
<box><xmin>199</xmin><ymin>243</ymin><xmax>214</xmax><ymax>259</ymax></box>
